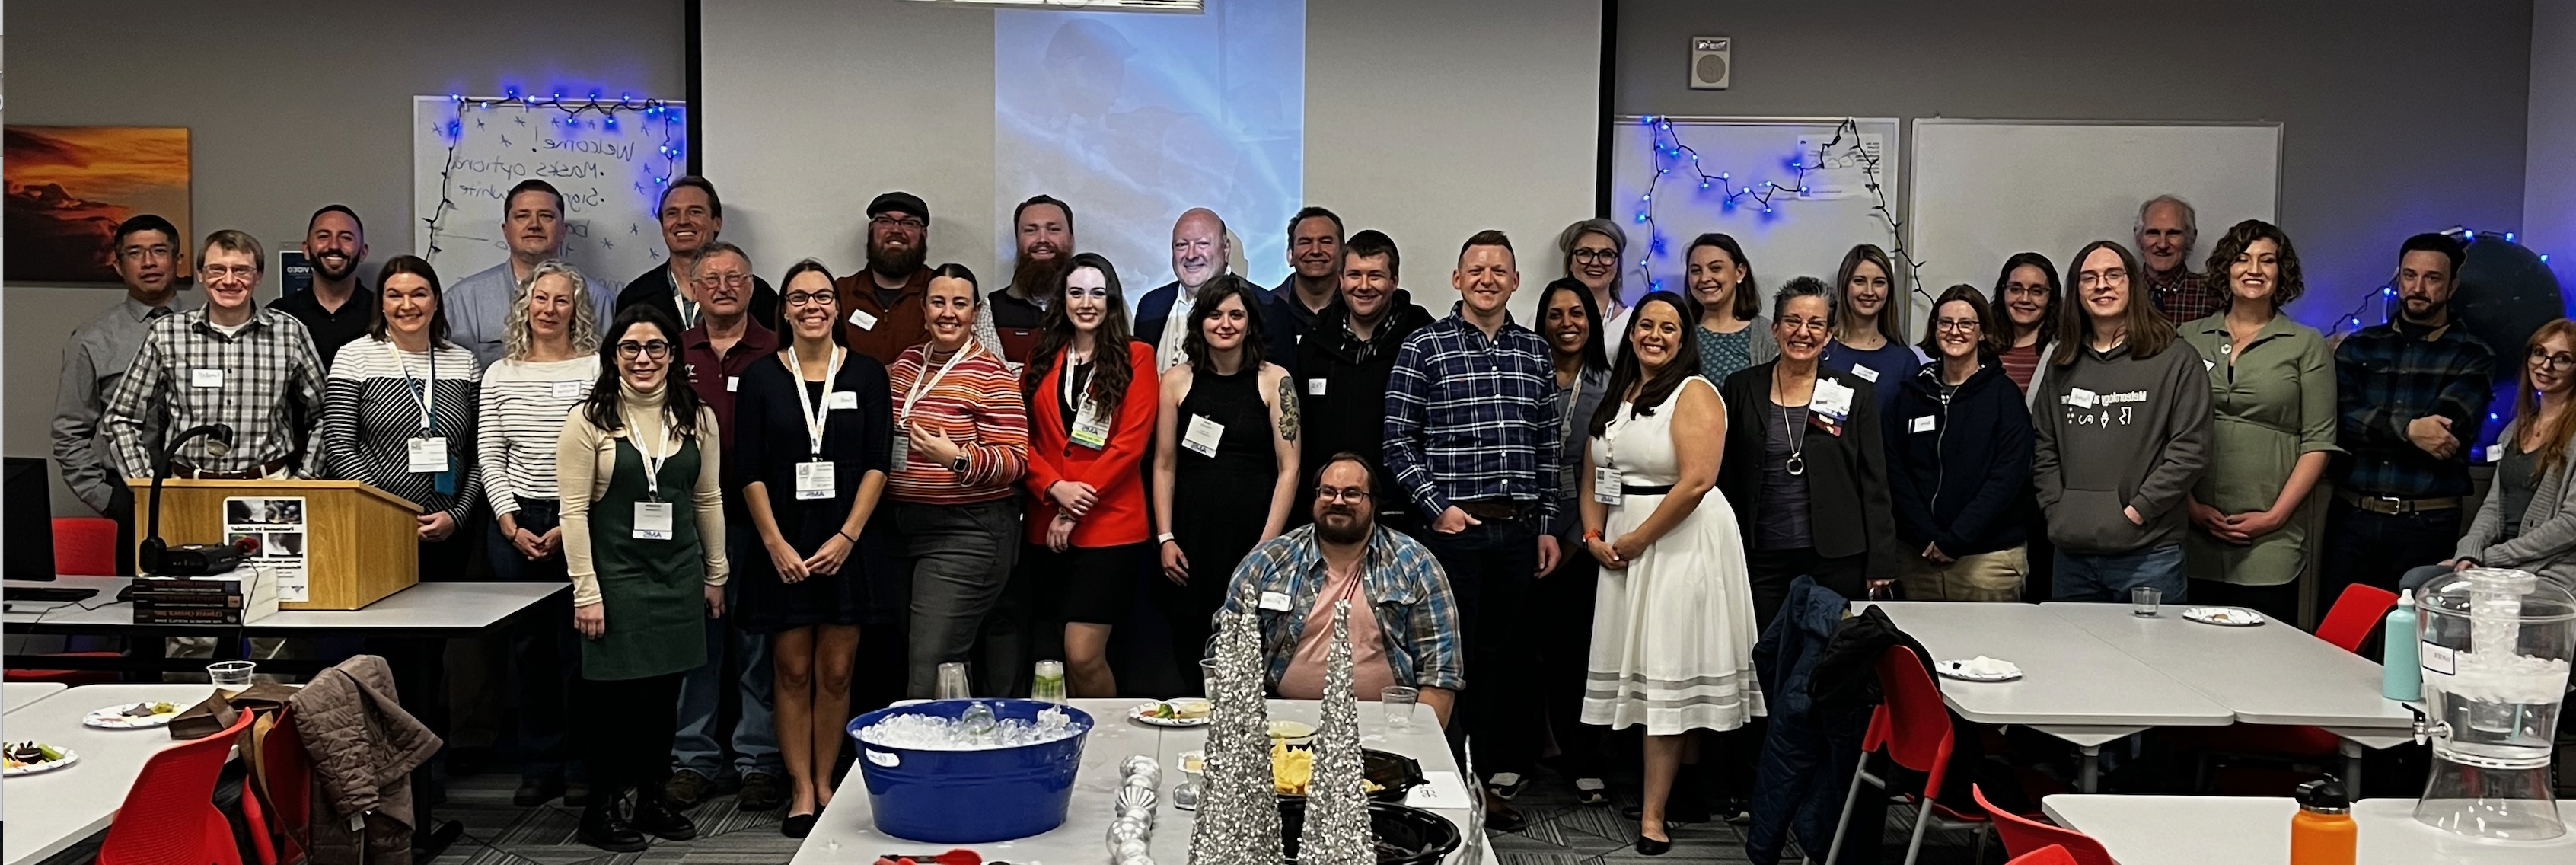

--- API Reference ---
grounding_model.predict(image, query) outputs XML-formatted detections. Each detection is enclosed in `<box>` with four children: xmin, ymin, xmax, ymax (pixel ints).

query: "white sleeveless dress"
<box><xmin>1579</xmin><ymin>375</ymin><xmax>1767</xmax><ymax>735</ymax></box>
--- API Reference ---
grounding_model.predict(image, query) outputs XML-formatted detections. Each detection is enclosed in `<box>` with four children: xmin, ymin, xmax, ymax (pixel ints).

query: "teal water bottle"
<box><xmin>2381</xmin><ymin>589</ymin><xmax>2420</xmax><ymax>701</ymax></box>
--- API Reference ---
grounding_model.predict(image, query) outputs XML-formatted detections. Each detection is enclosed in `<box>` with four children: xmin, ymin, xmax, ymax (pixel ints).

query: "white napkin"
<box><xmin>1405</xmin><ymin>771</ymin><xmax>1473</xmax><ymax>809</ymax></box>
<box><xmin>1945</xmin><ymin>656</ymin><xmax>2023</xmax><ymax>678</ymax></box>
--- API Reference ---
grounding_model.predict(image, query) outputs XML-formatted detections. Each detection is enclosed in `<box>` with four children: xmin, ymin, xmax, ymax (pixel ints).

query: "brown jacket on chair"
<box><xmin>286</xmin><ymin>655</ymin><xmax>442</xmax><ymax>865</ymax></box>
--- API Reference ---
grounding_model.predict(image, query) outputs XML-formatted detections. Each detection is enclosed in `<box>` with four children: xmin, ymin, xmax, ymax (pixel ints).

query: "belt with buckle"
<box><xmin>2336</xmin><ymin>490</ymin><xmax>2463</xmax><ymax>515</ymax></box>
<box><xmin>1452</xmin><ymin>499</ymin><xmax>1535</xmax><ymax>522</ymax></box>
<box><xmin>169</xmin><ymin>458</ymin><xmax>289</xmax><ymax>480</ymax></box>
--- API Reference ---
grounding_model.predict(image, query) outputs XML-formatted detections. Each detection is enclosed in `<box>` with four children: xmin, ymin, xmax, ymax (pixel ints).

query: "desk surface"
<box><xmin>2043</xmin><ymin>602</ymin><xmax>2415</xmax><ymax>729</ymax></box>
<box><xmin>2</xmin><ymin>683</ymin><xmax>235</xmax><ymax>865</ymax></box>
<box><xmin>4</xmin><ymin>576</ymin><xmax>563</xmax><ymax>634</ymax></box>
<box><xmin>1856</xmin><ymin>602</ymin><xmax>2233</xmax><ymax>728</ymax></box>
<box><xmin>2043</xmin><ymin>795</ymin><xmax>2576</xmax><ymax>865</ymax></box>
<box><xmin>3</xmin><ymin>682</ymin><xmax>69</xmax><ymax>716</ymax></box>
<box><xmin>792</xmin><ymin>698</ymin><xmax>1493</xmax><ymax>865</ymax></box>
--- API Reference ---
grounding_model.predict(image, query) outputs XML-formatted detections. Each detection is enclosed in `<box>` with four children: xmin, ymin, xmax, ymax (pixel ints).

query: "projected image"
<box><xmin>995</xmin><ymin>0</ymin><xmax>1304</xmax><ymax>295</ymax></box>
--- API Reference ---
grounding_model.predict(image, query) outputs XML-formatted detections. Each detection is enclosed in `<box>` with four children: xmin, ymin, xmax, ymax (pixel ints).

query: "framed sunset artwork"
<box><xmin>5</xmin><ymin>126</ymin><xmax>193</xmax><ymax>284</ymax></box>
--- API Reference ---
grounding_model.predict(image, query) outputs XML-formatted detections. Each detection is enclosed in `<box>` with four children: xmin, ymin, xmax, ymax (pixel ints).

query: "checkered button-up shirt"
<box><xmin>1220</xmin><ymin>524</ymin><xmax>1465</xmax><ymax>693</ymax></box>
<box><xmin>1382</xmin><ymin>308</ymin><xmax>1562</xmax><ymax>525</ymax></box>
<box><xmin>2146</xmin><ymin>268</ymin><xmax>2225</xmax><ymax>323</ymax></box>
<box><xmin>2333</xmin><ymin>320</ymin><xmax>2495</xmax><ymax>499</ymax></box>
<box><xmin>102</xmin><ymin>305</ymin><xmax>327</xmax><ymax>477</ymax></box>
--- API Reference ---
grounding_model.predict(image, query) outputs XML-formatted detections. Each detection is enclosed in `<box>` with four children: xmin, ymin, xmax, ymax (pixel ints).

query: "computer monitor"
<box><xmin>5</xmin><ymin>457</ymin><xmax>59</xmax><ymax>581</ymax></box>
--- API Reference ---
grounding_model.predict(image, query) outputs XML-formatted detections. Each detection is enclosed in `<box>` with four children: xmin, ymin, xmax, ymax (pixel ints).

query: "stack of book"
<box><xmin>130</xmin><ymin>566</ymin><xmax>280</xmax><ymax>624</ymax></box>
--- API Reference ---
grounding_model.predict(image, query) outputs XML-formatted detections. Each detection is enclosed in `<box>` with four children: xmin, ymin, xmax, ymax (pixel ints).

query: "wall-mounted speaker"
<box><xmin>1690</xmin><ymin>36</ymin><xmax>1730</xmax><ymax>90</ymax></box>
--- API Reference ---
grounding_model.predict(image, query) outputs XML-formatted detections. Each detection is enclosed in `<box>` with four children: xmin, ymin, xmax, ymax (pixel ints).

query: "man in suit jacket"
<box><xmin>1133</xmin><ymin>207</ymin><xmax>1296</xmax><ymax>373</ymax></box>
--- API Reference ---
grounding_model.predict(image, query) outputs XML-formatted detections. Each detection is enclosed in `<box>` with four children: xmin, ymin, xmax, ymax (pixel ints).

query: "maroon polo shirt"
<box><xmin>680</xmin><ymin>317</ymin><xmax>779</xmax><ymax>461</ymax></box>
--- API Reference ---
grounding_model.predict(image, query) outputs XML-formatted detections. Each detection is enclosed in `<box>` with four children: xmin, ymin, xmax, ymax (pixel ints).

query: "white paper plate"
<box><xmin>2</xmin><ymin>747</ymin><xmax>79</xmax><ymax>777</ymax></box>
<box><xmin>1129</xmin><ymin>701</ymin><xmax>1212</xmax><ymax>727</ymax></box>
<box><xmin>1936</xmin><ymin>659</ymin><xmax>2023</xmax><ymax>681</ymax></box>
<box><xmin>84</xmin><ymin>704</ymin><xmax>182</xmax><ymax>729</ymax></box>
<box><xmin>2183</xmin><ymin>606</ymin><xmax>2266</xmax><ymax>627</ymax></box>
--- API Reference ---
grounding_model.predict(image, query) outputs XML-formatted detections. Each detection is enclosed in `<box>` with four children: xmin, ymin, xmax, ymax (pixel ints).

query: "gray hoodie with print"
<box><xmin>2031</xmin><ymin>338</ymin><xmax>2214</xmax><ymax>554</ymax></box>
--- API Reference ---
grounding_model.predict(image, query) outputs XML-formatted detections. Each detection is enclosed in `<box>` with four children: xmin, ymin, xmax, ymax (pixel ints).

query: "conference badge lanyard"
<box><xmin>1064</xmin><ymin>357</ymin><xmax>1113</xmax><ymax>450</ymax></box>
<box><xmin>897</xmin><ymin>342</ymin><xmax>978</xmax><ymax>471</ymax></box>
<box><xmin>1592</xmin><ymin>411</ymin><xmax>1626</xmax><ymax>506</ymax></box>
<box><xmin>632</xmin><ymin>421</ymin><xmax>678</xmax><ymax>541</ymax></box>
<box><xmin>786</xmin><ymin>346</ymin><xmax>849</xmax><ymax>500</ymax></box>
<box><xmin>390</xmin><ymin>343</ymin><xmax>457</xmax><ymax>495</ymax></box>
<box><xmin>1182</xmin><ymin>413</ymin><xmax>1225</xmax><ymax>459</ymax></box>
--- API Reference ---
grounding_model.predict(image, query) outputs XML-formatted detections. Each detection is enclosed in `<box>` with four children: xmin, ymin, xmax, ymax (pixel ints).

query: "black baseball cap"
<box><xmin>868</xmin><ymin>191</ymin><xmax>929</xmax><ymax>223</ymax></box>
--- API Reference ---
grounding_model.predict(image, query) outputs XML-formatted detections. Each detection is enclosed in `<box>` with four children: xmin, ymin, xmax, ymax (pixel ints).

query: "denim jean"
<box><xmin>2052</xmin><ymin>544</ymin><xmax>2189</xmax><ymax>602</ymax></box>
<box><xmin>2324</xmin><ymin>501</ymin><xmax>2463</xmax><ymax>596</ymax></box>
<box><xmin>672</xmin><ymin>531</ymin><xmax>781</xmax><ymax>779</ymax></box>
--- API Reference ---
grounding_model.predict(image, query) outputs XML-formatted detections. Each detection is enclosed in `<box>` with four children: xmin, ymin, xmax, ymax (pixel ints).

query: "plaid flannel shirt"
<box><xmin>1219</xmin><ymin>524</ymin><xmax>1465</xmax><ymax>693</ymax></box>
<box><xmin>2146</xmin><ymin>268</ymin><xmax>2226</xmax><ymax>323</ymax></box>
<box><xmin>102</xmin><ymin>305</ymin><xmax>327</xmax><ymax>477</ymax></box>
<box><xmin>1382</xmin><ymin>309</ymin><xmax>1562</xmax><ymax>524</ymax></box>
<box><xmin>2333</xmin><ymin>320</ymin><xmax>2495</xmax><ymax>499</ymax></box>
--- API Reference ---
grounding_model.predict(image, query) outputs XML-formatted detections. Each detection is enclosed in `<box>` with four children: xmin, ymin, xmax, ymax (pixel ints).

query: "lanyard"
<box><xmin>1060</xmin><ymin>350</ymin><xmax>1092</xmax><ymax>414</ymax></box>
<box><xmin>785</xmin><ymin>345</ymin><xmax>846</xmax><ymax>458</ymax></box>
<box><xmin>624</xmin><ymin>404</ymin><xmax>679</xmax><ymax>499</ymax></box>
<box><xmin>901</xmin><ymin>342</ymin><xmax>978</xmax><ymax>423</ymax></box>
<box><xmin>385</xmin><ymin>340</ymin><xmax>436</xmax><ymax>433</ymax></box>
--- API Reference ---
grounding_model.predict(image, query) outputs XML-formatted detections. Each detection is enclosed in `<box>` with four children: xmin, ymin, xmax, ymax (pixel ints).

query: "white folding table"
<box><xmin>2042</xmin><ymin>794</ymin><xmax>2575</xmax><ymax>864</ymax></box>
<box><xmin>2</xmin><ymin>683</ymin><xmax>238</xmax><ymax>865</ymax></box>
<box><xmin>2</xmin><ymin>682</ymin><xmax>69</xmax><ymax>716</ymax></box>
<box><xmin>1855</xmin><ymin>602</ymin><xmax>2234</xmax><ymax>790</ymax></box>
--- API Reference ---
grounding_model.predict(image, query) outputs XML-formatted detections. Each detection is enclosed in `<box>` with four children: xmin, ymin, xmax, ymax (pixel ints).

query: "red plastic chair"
<box><xmin>2178</xmin><ymin>583</ymin><xmax>2404</xmax><ymax>770</ymax></box>
<box><xmin>1972</xmin><ymin>784</ymin><xmax>2119</xmax><ymax>865</ymax></box>
<box><xmin>53</xmin><ymin>515</ymin><xmax>120</xmax><ymax>576</ymax></box>
<box><xmin>98</xmin><ymin>710</ymin><xmax>256</xmax><ymax>865</ymax></box>
<box><xmin>2314</xmin><ymin>583</ymin><xmax>2400</xmax><ymax>652</ymax></box>
<box><xmin>1819</xmin><ymin>646</ymin><xmax>1987</xmax><ymax>865</ymax></box>
<box><xmin>2005</xmin><ymin>844</ymin><xmax>2080</xmax><ymax>865</ymax></box>
<box><xmin>241</xmin><ymin>707</ymin><xmax>313</xmax><ymax>865</ymax></box>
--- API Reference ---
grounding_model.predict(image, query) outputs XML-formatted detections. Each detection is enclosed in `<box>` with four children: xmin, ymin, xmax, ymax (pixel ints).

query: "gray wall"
<box><xmin>2527</xmin><ymin>0</ymin><xmax>2575</xmax><ymax>286</ymax></box>
<box><xmin>1615</xmin><ymin>0</ymin><xmax>2535</xmax><ymax>325</ymax></box>
<box><xmin>4</xmin><ymin>0</ymin><xmax>686</xmax><ymax>515</ymax></box>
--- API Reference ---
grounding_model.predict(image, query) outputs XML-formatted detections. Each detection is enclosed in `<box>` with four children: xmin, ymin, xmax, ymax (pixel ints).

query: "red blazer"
<box><xmin>1022</xmin><ymin>340</ymin><xmax>1159</xmax><ymax>546</ymax></box>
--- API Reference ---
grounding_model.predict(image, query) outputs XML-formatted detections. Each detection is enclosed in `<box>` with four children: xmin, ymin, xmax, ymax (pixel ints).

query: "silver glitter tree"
<box><xmin>1189</xmin><ymin>609</ymin><xmax>1283</xmax><ymax>865</ymax></box>
<box><xmin>1299</xmin><ymin>600</ymin><xmax>1377</xmax><ymax>864</ymax></box>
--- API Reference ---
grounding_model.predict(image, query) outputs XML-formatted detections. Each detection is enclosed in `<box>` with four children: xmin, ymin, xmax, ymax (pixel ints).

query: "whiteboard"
<box><xmin>1607</xmin><ymin>117</ymin><xmax>1911</xmax><ymax>321</ymax></box>
<box><xmin>1909</xmin><ymin>119</ymin><xmax>2280</xmax><ymax>330</ymax></box>
<box><xmin>411</xmin><ymin>96</ymin><xmax>687</xmax><ymax>289</ymax></box>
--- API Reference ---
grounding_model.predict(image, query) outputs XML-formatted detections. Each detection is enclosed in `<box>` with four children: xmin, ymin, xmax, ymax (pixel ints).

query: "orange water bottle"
<box><xmin>2291</xmin><ymin>776</ymin><xmax>2356</xmax><ymax>865</ymax></box>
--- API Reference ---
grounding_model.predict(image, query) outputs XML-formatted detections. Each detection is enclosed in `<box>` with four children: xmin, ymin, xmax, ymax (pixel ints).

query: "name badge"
<box><xmin>1069</xmin><ymin>398</ymin><xmax>1113</xmax><ymax>449</ymax></box>
<box><xmin>1849</xmin><ymin>364</ymin><xmax>1879</xmax><ymax>383</ymax></box>
<box><xmin>795</xmin><ymin>461</ymin><xmax>837</xmax><ymax>500</ymax></box>
<box><xmin>1910</xmin><ymin>416</ymin><xmax>1937</xmax><ymax>434</ymax></box>
<box><xmin>406</xmin><ymin>436</ymin><xmax>451</xmax><ymax>473</ymax></box>
<box><xmin>1811</xmin><ymin>379</ymin><xmax>1856</xmax><ymax>420</ymax></box>
<box><xmin>827</xmin><ymin>391</ymin><xmax>859</xmax><ymax>410</ymax></box>
<box><xmin>2065</xmin><ymin>387</ymin><xmax>2098</xmax><ymax>409</ymax></box>
<box><xmin>1592</xmin><ymin>466</ymin><xmax>1624</xmax><ymax>506</ymax></box>
<box><xmin>553</xmin><ymin>380</ymin><xmax>585</xmax><ymax>400</ymax></box>
<box><xmin>633</xmin><ymin>501</ymin><xmax>675</xmax><ymax>540</ymax></box>
<box><xmin>726</xmin><ymin>376</ymin><xmax>740</xmax><ymax>393</ymax></box>
<box><xmin>848</xmin><ymin>308</ymin><xmax>879</xmax><ymax>330</ymax></box>
<box><xmin>1182</xmin><ymin>414</ymin><xmax>1225</xmax><ymax>458</ymax></box>
<box><xmin>891</xmin><ymin>439</ymin><xmax>911</xmax><ymax>471</ymax></box>
<box><xmin>1306</xmin><ymin>378</ymin><xmax>1327</xmax><ymax>396</ymax></box>
<box><xmin>191</xmin><ymin>368</ymin><xmax>225</xmax><ymax>388</ymax></box>
<box><xmin>1258</xmin><ymin>590</ymin><xmax>1293</xmax><ymax>612</ymax></box>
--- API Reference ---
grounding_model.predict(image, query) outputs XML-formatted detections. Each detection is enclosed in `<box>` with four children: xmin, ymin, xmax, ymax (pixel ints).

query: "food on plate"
<box><xmin>1267</xmin><ymin>720</ymin><xmax>1315</xmax><ymax>740</ymax></box>
<box><xmin>1268</xmin><ymin>739</ymin><xmax>1382</xmax><ymax>796</ymax></box>
<box><xmin>2</xmin><ymin>741</ymin><xmax>65</xmax><ymax>768</ymax></box>
<box><xmin>120</xmin><ymin>701</ymin><xmax>180</xmax><ymax>718</ymax></box>
<box><xmin>1134</xmin><ymin>699</ymin><xmax>1212</xmax><ymax>721</ymax></box>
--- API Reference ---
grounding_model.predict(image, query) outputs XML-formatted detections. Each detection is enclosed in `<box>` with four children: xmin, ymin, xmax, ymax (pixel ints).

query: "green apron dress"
<box><xmin>581</xmin><ymin>435</ymin><xmax>710</xmax><ymax>680</ymax></box>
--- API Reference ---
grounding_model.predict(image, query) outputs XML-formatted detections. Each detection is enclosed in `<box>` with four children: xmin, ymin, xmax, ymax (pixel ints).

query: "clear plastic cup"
<box><xmin>1031</xmin><ymin>660</ymin><xmax>1067</xmax><ymax>704</ymax></box>
<box><xmin>1382</xmin><ymin>685</ymin><xmax>1420</xmax><ymax>729</ymax></box>
<box><xmin>209</xmin><ymin>660</ymin><xmax>257</xmax><ymax>691</ymax></box>
<box><xmin>935</xmin><ymin>662</ymin><xmax>973</xmax><ymax>700</ymax></box>
<box><xmin>2131</xmin><ymin>586</ymin><xmax>2162</xmax><ymax>618</ymax></box>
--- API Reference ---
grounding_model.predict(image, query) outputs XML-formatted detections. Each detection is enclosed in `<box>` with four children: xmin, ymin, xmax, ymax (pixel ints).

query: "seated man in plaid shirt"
<box><xmin>1219</xmin><ymin>452</ymin><xmax>1462</xmax><ymax>727</ymax></box>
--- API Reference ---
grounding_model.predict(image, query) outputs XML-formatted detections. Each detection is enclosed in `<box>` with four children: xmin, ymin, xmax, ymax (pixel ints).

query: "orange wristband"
<box><xmin>1582</xmin><ymin>529</ymin><xmax>1603</xmax><ymax>541</ymax></box>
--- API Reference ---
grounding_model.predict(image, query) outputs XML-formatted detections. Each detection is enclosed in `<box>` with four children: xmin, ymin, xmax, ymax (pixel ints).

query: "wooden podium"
<box><xmin>126</xmin><ymin>478</ymin><xmax>421</xmax><ymax>611</ymax></box>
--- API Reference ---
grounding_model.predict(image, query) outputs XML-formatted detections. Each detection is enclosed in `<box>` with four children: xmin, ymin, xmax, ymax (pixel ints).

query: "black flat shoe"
<box><xmin>782</xmin><ymin>812</ymin><xmax>820</xmax><ymax>838</ymax></box>
<box><xmin>577</xmin><ymin>801</ymin><xmax>648</xmax><ymax>853</ymax></box>
<box><xmin>1636</xmin><ymin>835</ymin><xmax>1672</xmax><ymax>856</ymax></box>
<box><xmin>630</xmin><ymin>791</ymin><xmax>700</xmax><ymax>841</ymax></box>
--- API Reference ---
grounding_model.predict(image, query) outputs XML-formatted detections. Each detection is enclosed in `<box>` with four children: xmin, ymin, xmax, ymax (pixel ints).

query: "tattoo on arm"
<box><xmin>1276</xmin><ymin>376</ymin><xmax>1301</xmax><ymax>442</ymax></box>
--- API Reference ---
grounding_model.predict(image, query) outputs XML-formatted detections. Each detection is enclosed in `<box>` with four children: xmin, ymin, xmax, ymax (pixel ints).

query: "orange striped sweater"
<box><xmin>887</xmin><ymin>342</ymin><xmax>1029</xmax><ymax>504</ymax></box>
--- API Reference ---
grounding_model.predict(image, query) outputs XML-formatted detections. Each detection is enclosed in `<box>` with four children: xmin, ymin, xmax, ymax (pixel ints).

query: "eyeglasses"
<box><xmin>2003</xmin><ymin>283</ymin><xmax>2052</xmax><ymax>298</ymax></box>
<box><xmin>1315</xmin><ymin>486</ymin><xmax>1371</xmax><ymax>503</ymax></box>
<box><xmin>1935</xmin><ymin>318</ymin><xmax>1982</xmax><ymax>334</ymax></box>
<box><xmin>617</xmin><ymin>340</ymin><xmax>673</xmax><ymax>359</ymax></box>
<box><xmin>200</xmin><ymin>263</ymin><xmax>259</xmax><ymax>282</ymax></box>
<box><xmin>785</xmin><ymin>290</ymin><xmax>835</xmax><ymax>307</ymax></box>
<box><xmin>872</xmin><ymin>215</ymin><xmax>927</xmax><ymax>231</ymax></box>
<box><xmin>119</xmin><ymin>244</ymin><xmax>175</xmax><ymax>262</ymax></box>
<box><xmin>2530</xmin><ymin>346</ymin><xmax>2576</xmax><ymax>372</ymax></box>
<box><xmin>1777</xmin><ymin>318</ymin><xmax>1829</xmax><ymax>334</ymax></box>
<box><xmin>1569</xmin><ymin>248</ymin><xmax>1618</xmax><ymax>264</ymax></box>
<box><xmin>691</xmin><ymin>273</ymin><xmax>753</xmax><ymax>289</ymax></box>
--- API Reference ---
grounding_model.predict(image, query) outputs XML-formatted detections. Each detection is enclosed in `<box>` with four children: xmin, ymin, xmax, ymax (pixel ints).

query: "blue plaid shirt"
<box><xmin>1382</xmin><ymin>308</ymin><xmax>1562</xmax><ymax>524</ymax></box>
<box><xmin>2333</xmin><ymin>319</ymin><xmax>2495</xmax><ymax>499</ymax></box>
<box><xmin>1220</xmin><ymin>524</ymin><xmax>1465</xmax><ymax>692</ymax></box>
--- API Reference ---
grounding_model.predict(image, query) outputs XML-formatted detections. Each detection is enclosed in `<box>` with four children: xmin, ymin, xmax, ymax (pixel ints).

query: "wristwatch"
<box><xmin>949</xmin><ymin>453</ymin><xmax>970</xmax><ymax>473</ymax></box>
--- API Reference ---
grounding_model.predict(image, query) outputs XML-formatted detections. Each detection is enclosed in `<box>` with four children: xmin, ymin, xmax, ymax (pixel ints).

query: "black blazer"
<box><xmin>1717</xmin><ymin>362</ymin><xmax>1902</xmax><ymax>579</ymax></box>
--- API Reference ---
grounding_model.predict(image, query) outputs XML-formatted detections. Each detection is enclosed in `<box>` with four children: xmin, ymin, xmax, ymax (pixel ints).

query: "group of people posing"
<box><xmin>53</xmin><ymin>179</ymin><xmax>2565</xmax><ymax>855</ymax></box>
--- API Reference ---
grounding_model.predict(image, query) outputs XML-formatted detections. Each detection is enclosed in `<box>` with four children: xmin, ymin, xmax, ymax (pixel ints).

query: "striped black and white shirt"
<box><xmin>476</xmin><ymin>355</ymin><xmax>600</xmax><ymax>515</ymax></box>
<box><xmin>320</xmin><ymin>337</ymin><xmax>483</xmax><ymax>522</ymax></box>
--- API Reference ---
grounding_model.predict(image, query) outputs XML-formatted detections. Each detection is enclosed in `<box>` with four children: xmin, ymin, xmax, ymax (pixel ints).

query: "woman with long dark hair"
<box><xmin>555</xmin><ymin>305</ymin><xmax>728</xmax><ymax>851</ymax></box>
<box><xmin>2179</xmin><ymin>221</ymin><xmax>2336</xmax><ymax>622</ymax></box>
<box><xmin>1823</xmin><ymin>244</ymin><xmax>1924</xmax><ymax>413</ymax></box>
<box><xmin>1153</xmin><ymin>275</ymin><xmax>1300</xmax><ymax>694</ymax></box>
<box><xmin>1022</xmin><ymin>252</ymin><xmax>1159</xmax><ymax>697</ymax></box>
<box><xmin>1990</xmin><ymin>252</ymin><xmax>2061</xmax><ymax>401</ymax></box>
<box><xmin>1579</xmin><ymin>291</ymin><xmax>1762</xmax><ymax>855</ymax></box>
<box><xmin>1683</xmin><ymin>233</ymin><xmax>1777</xmax><ymax>380</ymax></box>
<box><xmin>732</xmin><ymin>259</ymin><xmax>892</xmax><ymax>835</ymax></box>
<box><xmin>1536</xmin><ymin>276</ymin><xmax>1613</xmax><ymax>803</ymax></box>
<box><xmin>320</xmin><ymin>255</ymin><xmax>484</xmax><ymax>576</ymax></box>
<box><xmin>2032</xmin><ymin>241</ymin><xmax>2211</xmax><ymax>602</ymax></box>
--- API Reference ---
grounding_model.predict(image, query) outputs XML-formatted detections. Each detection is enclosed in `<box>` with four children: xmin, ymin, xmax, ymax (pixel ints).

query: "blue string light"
<box><xmin>1631</xmin><ymin>116</ymin><xmax>1927</xmax><ymax>302</ymax></box>
<box><xmin>422</xmin><ymin>90</ymin><xmax>685</xmax><ymax>258</ymax></box>
<box><xmin>2331</xmin><ymin>226</ymin><xmax>2562</xmax><ymax>337</ymax></box>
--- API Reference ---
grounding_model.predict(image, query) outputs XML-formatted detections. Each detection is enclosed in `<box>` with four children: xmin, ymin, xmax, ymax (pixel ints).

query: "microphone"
<box><xmin>139</xmin><ymin>423</ymin><xmax>241</xmax><ymax>576</ymax></box>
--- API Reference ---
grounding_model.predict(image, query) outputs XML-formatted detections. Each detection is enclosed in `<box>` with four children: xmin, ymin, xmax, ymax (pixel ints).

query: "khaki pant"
<box><xmin>1900</xmin><ymin>545</ymin><xmax>2029</xmax><ymax>602</ymax></box>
